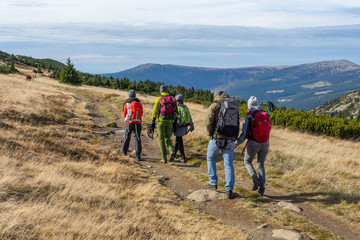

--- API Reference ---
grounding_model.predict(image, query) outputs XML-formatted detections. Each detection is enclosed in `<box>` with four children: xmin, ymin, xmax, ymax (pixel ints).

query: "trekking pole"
<box><xmin>241</xmin><ymin>140</ymin><xmax>249</xmax><ymax>156</ymax></box>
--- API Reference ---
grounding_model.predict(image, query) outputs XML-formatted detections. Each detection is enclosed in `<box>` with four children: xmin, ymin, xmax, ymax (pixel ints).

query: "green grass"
<box><xmin>96</xmin><ymin>103</ymin><xmax>118</xmax><ymax>121</ymax></box>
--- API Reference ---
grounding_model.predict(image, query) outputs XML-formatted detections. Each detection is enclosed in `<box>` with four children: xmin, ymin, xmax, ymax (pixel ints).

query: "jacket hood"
<box><xmin>124</xmin><ymin>97</ymin><xmax>141</xmax><ymax>106</ymax></box>
<box><xmin>248</xmin><ymin>105</ymin><xmax>264</xmax><ymax>112</ymax></box>
<box><xmin>214</xmin><ymin>93</ymin><xmax>230</xmax><ymax>103</ymax></box>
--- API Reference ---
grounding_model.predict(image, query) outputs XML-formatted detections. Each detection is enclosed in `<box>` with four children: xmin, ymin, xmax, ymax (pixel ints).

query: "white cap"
<box><xmin>247</xmin><ymin>96</ymin><xmax>258</xmax><ymax>108</ymax></box>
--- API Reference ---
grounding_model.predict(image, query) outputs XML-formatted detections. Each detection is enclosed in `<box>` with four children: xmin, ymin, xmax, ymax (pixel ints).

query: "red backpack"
<box><xmin>248</xmin><ymin>109</ymin><xmax>271</xmax><ymax>143</ymax></box>
<box><xmin>159</xmin><ymin>96</ymin><xmax>176</xmax><ymax>120</ymax></box>
<box><xmin>127</xmin><ymin>101</ymin><xmax>143</xmax><ymax>124</ymax></box>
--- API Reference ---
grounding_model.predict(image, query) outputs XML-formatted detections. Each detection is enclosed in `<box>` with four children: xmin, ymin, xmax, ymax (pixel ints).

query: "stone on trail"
<box><xmin>187</xmin><ymin>189</ymin><xmax>227</xmax><ymax>202</ymax></box>
<box><xmin>277</xmin><ymin>201</ymin><xmax>302</xmax><ymax>213</ymax></box>
<box><xmin>272</xmin><ymin>229</ymin><xmax>302</xmax><ymax>240</ymax></box>
<box><xmin>257</xmin><ymin>223</ymin><xmax>269</xmax><ymax>230</ymax></box>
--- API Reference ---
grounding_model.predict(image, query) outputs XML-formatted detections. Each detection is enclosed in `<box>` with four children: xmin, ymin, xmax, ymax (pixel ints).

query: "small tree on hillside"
<box><xmin>9</xmin><ymin>61</ymin><xmax>17</xmax><ymax>73</ymax></box>
<box><xmin>60</xmin><ymin>58</ymin><xmax>82</xmax><ymax>85</ymax></box>
<box><xmin>37</xmin><ymin>64</ymin><xmax>43</xmax><ymax>73</ymax></box>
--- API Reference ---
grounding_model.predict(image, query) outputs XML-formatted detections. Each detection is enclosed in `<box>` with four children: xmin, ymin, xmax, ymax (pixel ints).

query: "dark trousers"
<box><xmin>174</xmin><ymin>136</ymin><xmax>185</xmax><ymax>159</ymax></box>
<box><xmin>122</xmin><ymin>124</ymin><xmax>142</xmax><ymax>158</ymax></box>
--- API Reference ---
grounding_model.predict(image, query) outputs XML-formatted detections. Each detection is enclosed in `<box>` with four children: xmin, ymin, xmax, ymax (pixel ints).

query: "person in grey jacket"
<box><xmin>173</xmin><ymin>94</ymin><xmax>194</xmax><ymax>163</ymax></box>
<box><xmin>235</xmin><ymin>96</ymin><xmax>269</xmax><ymax>196</ymax></box>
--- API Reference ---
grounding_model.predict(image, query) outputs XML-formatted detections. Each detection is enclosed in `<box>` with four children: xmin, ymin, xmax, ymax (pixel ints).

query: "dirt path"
<box><xmin>84</xmin><ymin>94</ymin><xmax>360</xmax><ymax>240</ymax></box>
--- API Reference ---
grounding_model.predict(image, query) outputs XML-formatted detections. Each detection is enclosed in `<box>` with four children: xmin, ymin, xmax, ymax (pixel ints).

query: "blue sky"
<box><xmin>1</xmin><ymin>0</ymin><xmax>360</xmax><ymax>74</ymax></box>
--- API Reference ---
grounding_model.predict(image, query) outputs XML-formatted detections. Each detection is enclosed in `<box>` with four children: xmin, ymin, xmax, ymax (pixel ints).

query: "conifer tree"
<box><xmin>9</xmin><ymin>61</ymin><xmax>17</xmax><ymax>73</ymax></box>
<box><xmin>60</xmin><ymin>58</ymin><xmax>82</xmax><ymax>85</ymax></box>
<box><xmin>37</xmin><ymin>64</ymin><xmax>42</xmax><ymax>73</ymax></box>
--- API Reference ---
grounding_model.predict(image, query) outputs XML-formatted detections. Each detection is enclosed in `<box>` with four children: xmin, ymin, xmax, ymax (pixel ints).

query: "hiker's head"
<box><xmin>213</xmin><ymin>90</ymin><xmax>224</xmax><ymax>99</ymax></box>
<box><xmin>160</xmin><ymin>85</ymin><xmax>168</xmax><ymax>93</ymax></box>
<box><xmin>128</xmin><ymin>89</ymin><xmax>136</xmax><ymax>98</ymax></box>
<box><xmin>175</xmin><ymin>94</ymin><xmax>184</xmax><ymax>103</ymax></box>
<box><xmin>248</xmin><ymin>96</ymin><xmax>258</xmax><ymax>109</ymax></box>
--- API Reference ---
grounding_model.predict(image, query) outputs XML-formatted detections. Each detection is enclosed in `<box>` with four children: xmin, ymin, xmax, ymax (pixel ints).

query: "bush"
<box><xmin>270</xmin><ymin>108</ymin><xmax>360</xmax><ymax>139</ymax></box>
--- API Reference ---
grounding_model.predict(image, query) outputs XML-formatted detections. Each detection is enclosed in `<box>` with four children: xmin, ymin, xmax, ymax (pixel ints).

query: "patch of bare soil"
<box><xmin>86</xmin><ymin>95</ymin><xmax>360</xmax><ymax>240</ymax></box>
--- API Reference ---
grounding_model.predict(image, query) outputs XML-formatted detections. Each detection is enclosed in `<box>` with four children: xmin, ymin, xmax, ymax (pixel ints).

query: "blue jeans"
<box><xmin>244</xmin><ymin>140</ymin><xmax>268</xmax><ymax>189</ymax></box>
<box><xmin>206</xmin><ymin>138</ymin><xmax>235</xmax><ymax>191</ymax></box>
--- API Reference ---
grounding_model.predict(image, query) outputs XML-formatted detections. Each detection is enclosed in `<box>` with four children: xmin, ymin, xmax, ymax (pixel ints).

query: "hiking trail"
<box><xmin>84</xmin><ymin>93</ymin><xmax>360</xmax><ymax>240</ymax></box>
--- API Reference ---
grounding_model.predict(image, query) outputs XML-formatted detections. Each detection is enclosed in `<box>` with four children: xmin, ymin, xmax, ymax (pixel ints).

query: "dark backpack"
<box><xmin>159</xmin><ymin>95</ymin><xmax>176</xmax><ymax>120</ymax></box>
<box><xmin>177</xmin><ymin>103</ymin><xmax>191</xmax><ymax>127</ymax></box>
<box><xmin>248</xmin><ymin>109</ymin><xmax>271</xmax><ymax>143</ymax></box>
<box><xmin>216</xmin><ymin>98</ymin><xmax>239</xmax><ymax>138</ymax></box>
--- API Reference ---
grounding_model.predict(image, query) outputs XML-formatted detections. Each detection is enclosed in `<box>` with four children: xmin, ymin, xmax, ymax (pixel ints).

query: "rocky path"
<box><xmin>84</xmin><ymin>94</ymin><xmax>360</xmax><ymax>240</ymax></box>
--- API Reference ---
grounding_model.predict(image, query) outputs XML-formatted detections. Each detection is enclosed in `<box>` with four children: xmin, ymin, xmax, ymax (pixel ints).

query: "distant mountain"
<box><xmin>104</xmin><ymin>63</ymin><xmax>285</xmax><ymax>89</ymax></box>
<box><xmin>314</xmin><ymin>89</ymin><xmax>360</xmax><ymax>119</ymax></box>
<box><xmin>104</xmin><ymin>60</ymin><xmax>360</xmax><ymax>110</ymax></box>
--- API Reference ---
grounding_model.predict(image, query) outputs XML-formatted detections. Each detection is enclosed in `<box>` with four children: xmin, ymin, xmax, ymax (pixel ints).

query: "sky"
<box><xmin>1</xmin><ymin>0</ymin><xmax>360</xmax><ymax>74</ymax></box>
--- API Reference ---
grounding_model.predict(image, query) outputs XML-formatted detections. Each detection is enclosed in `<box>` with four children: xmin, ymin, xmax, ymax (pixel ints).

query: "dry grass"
<box><xmin>179</xmin><ymin>94</ymin><xmax>360</xmax><ymax>223</ymax></box>
<box><xmin>2</xmin><ymin>62</ymin><xmax>360</xmax><ymax>238</ymax></box>
<box><xmin>0</xmin><ymin>69</ymin><xmax>244</xmax><ymax>239</ymax></box>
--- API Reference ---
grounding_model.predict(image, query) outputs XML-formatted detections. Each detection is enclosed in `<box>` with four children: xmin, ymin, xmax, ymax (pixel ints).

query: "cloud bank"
<box><xmin>1</xmin><ymin>23</ymin><xmax>359</xmax><ymax>73</ymax></box>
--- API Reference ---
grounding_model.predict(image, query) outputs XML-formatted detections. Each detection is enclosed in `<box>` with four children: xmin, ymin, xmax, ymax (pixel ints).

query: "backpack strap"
<box><xmin>241</xmin><ymin>140</ymin><xmax>249</xmax><ymax>156</ymax></box>
<box><xmin>246</xmin><ymin>109</ymin><xmax>263</xmax><ymax>140</ymax></box>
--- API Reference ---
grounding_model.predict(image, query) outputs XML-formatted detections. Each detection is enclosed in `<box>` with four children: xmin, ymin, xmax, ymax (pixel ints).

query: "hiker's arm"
<box><xmin>236</xmin><ymin>116</ymin><xmax>250</xmax><ymax>145</ymax></box>
<box><xmin>205</xmin><ymin>103</ymin><xmax>217</xmax><ymax>137</ymax></box>
<box><xmin>123</xmin><ymin>103</ymin><xmax>127</xmax><ymax>119</ymax></box>
<box><xmin>152</xmin><ymin>97</ymin><xmax>161</xmax><ymax>122</ymax></box>
<box><xmin>189</xmin><ymin>111</ymin><xmax>195</xmax><ymax>132</ymax></box>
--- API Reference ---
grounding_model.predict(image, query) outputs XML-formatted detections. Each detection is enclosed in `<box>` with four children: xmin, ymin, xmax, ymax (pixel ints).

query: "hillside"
<box><xmin>1</xmin><ymin>62</ymin><xmax>360</xmax><ymax>239</ymax></box>
<box><xmin>0</xmin><ymin>50</ymin><xmax>65</xmax><ymax>72</ymax></box>
<box><xmin>314</xmin><ymin>89</ymin><xmax>360</xmax><ymax>119</ymax></box>
<box><xmin>104</xmin><ymin>60</ymin><xmax>360</xmax><ymax>110</ymax></box>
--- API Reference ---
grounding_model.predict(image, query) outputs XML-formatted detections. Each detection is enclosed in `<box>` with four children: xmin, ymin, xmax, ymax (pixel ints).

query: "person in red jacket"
<box><xmin>122</xmin><ymin>89</ymin><xmax>143</xmax><ymax>161</ymax></box>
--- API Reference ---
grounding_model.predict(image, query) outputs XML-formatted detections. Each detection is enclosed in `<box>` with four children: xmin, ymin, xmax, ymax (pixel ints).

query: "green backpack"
<box><xmin>177</xmin><ymin>103</ymin><xmax>191</xmax><ymax>127</ymax></box>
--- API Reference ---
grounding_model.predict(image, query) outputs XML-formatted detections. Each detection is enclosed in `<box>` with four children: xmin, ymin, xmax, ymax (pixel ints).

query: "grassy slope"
<box><xmin>0</xmin><ymin>67</ymin><xmax>243</xmax><ymax>239</ymax></box>
<box><xmin>1</xmin><ymin>62</ymin><xmax>360</xmax><ymax>238</ymax></box>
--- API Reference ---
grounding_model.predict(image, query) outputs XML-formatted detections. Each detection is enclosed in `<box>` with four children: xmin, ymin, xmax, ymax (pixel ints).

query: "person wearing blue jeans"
<box><xmin>205</xmin><ymin>90</ymin><xmax>237</xmax><ymax>199</ymax></box>
<box><xmin>207</xmin><ymin>138</ymin><xmax>235</xmax><ymax>192</ymax></box>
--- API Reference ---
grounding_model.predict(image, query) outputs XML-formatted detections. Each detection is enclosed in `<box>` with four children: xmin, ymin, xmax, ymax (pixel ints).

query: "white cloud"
<box><xmin>1</xmin><ymin>0</ymin><xmax>360</xmax><ymax>28</ymax></box>
<box><xmin>1</xmin><ymin>22</ymin><xmax>360</xmax><ymax>73</ymax></box>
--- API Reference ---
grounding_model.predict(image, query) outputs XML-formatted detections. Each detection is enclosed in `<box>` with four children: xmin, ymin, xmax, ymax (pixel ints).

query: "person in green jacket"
<box><xmin>152</xmin><ymin>85</ymin><xmax>177</xmax><ymax>163</ymax></box>
<box><xmin>205</xmin><ymin>90</ymin><xmax>237</xmax><ymax>199</ymax></box>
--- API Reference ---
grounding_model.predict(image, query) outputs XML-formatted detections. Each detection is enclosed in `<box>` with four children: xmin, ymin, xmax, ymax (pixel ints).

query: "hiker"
<box><xmin>205</xmin><ymin>90</ymin><xmax>239</xmax><ymax>199</ymax></box>
<box><xmin>173</xmin><ymin>94</ymin><xmax>195</xmax><ymax>163</ymax></box>
<box><xmin>122</xmin><ymin>89</ymin><xmax>143</xmax><ymax>161</ymax></box>
<box><xmin>151</xmin><ymin>85</ymin><xmax>177</xmax><ymax>164</ymax></box>
<box><xmin>235</xmin><ymin>96</ymin><xmax>271</xmax><ymax>196</ymax></box>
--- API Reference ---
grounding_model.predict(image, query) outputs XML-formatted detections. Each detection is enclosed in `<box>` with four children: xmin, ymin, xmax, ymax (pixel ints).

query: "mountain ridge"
<box><xmin>104</xmin><ymin>59</ymin><xmax>360</xmax><ymax>110</ymax></box>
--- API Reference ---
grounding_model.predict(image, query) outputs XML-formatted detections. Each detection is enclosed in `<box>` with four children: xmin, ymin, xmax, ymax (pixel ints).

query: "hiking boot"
<box><xmin>136</xmin><ymin>156</ymin><xmax>142</xmax><ymax>161</ymax></box>
<box><xmin>169</xmin><ymin>151</ymin><xmax>175</xmax><ymax>162</ymax></box>
<box><xmin>226</xmin><ymin>190</ymin><xmax>236</xmax><ymax>199</ymax></box>
<box><xmin>179</xmin><ymin>158</ymin><xmax>186</xmax><ymax>163</ymax></box>
<box><xmin>251</xmin><ymin>179</ymin><xmax>260</xmax><ymax>191</ymax></box>
<box><xmin>258</xmin><ymin>187</ymin><xmax>265</xmax><ymax>196</ymax></box>
<box><xmin>122</xmin><ymin>150</ymin><xmax>127</xmax><ymax>156</ymax></box>
<box><xmin>160</xmin><ymin>159</ymin><xmax>167</xmax><ymax>164</ymax></box>
<box><xmin>205</xmin><ymin>184</ymin><xmax>217</xmax><ymax>190</ymax></box>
